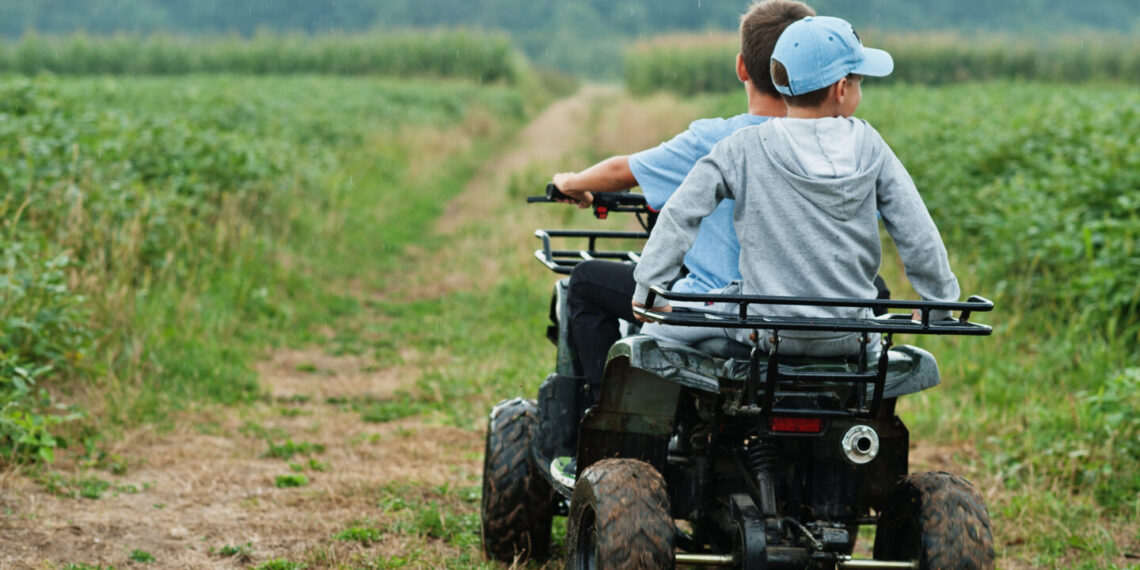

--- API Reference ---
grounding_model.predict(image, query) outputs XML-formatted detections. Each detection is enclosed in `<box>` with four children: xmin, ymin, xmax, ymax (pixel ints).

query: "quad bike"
<box><xmin>481</xmin><ymin>185</ymin><xmax>997</xmax><ymax>569</ymax></box>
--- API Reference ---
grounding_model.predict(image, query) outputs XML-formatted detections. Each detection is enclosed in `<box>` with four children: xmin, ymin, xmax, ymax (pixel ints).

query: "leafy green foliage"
<box><xmin>127</xmin><ymin>549</ymin><xmax>154</xmax><ymax>563</ymax></box>
<box><xmin>0</xmin><ymin>238</ymin><xmax>90</xmax><ymax>462</ymax></box>
<box><xmin>40</xmin><ymin>472</ymin><xmax>112</xmax><ymax>499</ymax></box>
<box><xmin>274</xmin><ymin>474</ymin><xmax>309</xmax><ymax>488</ymax></box>
<box><xmin>211</xmin><ymin>542</ymin><xmax>253</xmax><ymax>560</ymax></box>
<box><xmin>333</xmin><ymin>524</ymin><xmax>384</xmax><ymax>545</ymax></box>
<box><xmin>264</xmin><ymin>440</ymin><xmax>325</xmax><ymax>461</ymax></box>
<box><xmin>854</xmin><ymin>83</ymin><xmax>1140</xmax><ymax>336</ymax></box>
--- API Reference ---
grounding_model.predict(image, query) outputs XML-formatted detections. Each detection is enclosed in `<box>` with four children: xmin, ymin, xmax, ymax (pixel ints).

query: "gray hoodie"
<box><xmin>633</xmin><ymin>116</ymin><xmax>960</xmax><ymax>352</ymax></box>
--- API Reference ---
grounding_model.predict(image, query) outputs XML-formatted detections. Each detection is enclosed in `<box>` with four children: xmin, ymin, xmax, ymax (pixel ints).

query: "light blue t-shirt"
<box><xmin>628</xmin><ymin>113</ymin><xmax>770</xmax><ymax>292</ymax></box>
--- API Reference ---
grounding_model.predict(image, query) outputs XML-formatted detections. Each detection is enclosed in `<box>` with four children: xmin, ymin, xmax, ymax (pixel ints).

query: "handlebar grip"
<box><xmin>527</xmin><ymin>183</ymin><xmax>574</xmax><ymax>203</ymax></box>
<box><xmin>546</xmin><ymin>182</ymin><xmax>573</xmax><ymax>202</ymax></box>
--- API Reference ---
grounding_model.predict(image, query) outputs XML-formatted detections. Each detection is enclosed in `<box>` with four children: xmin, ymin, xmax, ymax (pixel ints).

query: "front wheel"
<box><xmin>566</xmin><ymin>458</ymin><xmax>674</xmax><ymax>569</ymax></box>
<box><xmin>481</xmin><ymin>398</ymin><xmax>554</xmax><ymax>562</ymax></box>
<box><xmin>874</xmin><ymin>471</ymin><xmax>996</xmax><ymax>569</ymax></box>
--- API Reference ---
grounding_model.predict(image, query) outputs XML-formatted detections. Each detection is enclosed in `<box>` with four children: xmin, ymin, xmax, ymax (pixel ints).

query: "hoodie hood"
<box><xmin>760</xmin><ymin>117</ymin><xmax>885</xmax><ymax>220</ymax></box>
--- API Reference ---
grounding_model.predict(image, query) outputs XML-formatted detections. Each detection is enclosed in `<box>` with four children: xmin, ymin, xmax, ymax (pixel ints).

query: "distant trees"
<box><xmin>1</xmin><ymin>0</ymin><xmax>1135</xmax><ymax>75</ymax></box>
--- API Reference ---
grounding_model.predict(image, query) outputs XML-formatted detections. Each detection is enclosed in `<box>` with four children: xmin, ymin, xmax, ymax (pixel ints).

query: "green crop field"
<box><xmin>625</xmin><ymin>32</ymin><xmax>1140</xmax><ymax>96</ymax></box>
<box><xmin>0</xmin><ymin>71</ymin><xmax>535</xmax><ymax>459</ymax></box>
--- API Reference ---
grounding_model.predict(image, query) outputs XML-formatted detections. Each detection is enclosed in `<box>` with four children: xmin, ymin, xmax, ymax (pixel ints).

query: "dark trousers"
<box><xmin>566</xmin><ymin>260</ymin><xmax>637</xmax><ymax>396</ymax></box>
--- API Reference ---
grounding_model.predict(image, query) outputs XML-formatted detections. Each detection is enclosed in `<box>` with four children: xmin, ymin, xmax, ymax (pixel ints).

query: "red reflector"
<box><xmin>769</xmin><ymin>417</ymin><xmax>823</xmax><ymax>433</ymax></box>
<box><xmin>596</xmin><ymin>207</ymin><xmax>608</xmax><ymax>219</ymax></box>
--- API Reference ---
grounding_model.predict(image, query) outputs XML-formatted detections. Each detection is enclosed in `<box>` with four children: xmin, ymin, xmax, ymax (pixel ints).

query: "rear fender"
<box><xmin>578</xmin><ymin>335</ymin><xmax>720</xmax><ymax>473</ymax></box>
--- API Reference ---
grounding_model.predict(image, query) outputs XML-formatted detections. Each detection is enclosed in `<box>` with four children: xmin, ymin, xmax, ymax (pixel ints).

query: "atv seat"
<box><xmin>667</xmin><ymin>336</ymin><xmax>941</xmax><ymax>400</ymax></box>
<box><xmin>693</xmin><ymin>337</ymin><xmax>752</xmax><ymax>360</ymax></box>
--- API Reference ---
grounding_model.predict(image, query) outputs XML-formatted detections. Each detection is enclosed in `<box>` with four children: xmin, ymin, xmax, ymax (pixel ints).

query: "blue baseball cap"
<box><xmin>771</xmin><ymin>16</ymin><xmax>894</xmax><ymax>96</ymax></box>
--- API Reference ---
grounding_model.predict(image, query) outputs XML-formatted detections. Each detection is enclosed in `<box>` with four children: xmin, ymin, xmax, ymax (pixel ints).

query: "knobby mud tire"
<box><xmin>480</xmin><ymin>398</ymin><xmax>554</xmax><ymax>562</ymax></box>
<box><xmin>566</xmin><ymin>458</ymin><xmax>675</xmax><ymax>569</ymax></box>
<box><xmin>874</xmin><ymin>470</ymin><xmax>996</xmax><ymax>569</ymax></box>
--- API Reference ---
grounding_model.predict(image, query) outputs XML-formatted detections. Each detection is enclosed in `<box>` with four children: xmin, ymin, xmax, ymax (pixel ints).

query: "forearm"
<box><xmin>554</xmin><ymin>156</ymin><xmax>637</xmax><ymax>193</ymax></box>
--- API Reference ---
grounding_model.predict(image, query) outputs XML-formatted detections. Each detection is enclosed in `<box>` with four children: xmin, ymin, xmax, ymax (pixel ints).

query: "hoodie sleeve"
<box><xmin>633</xmin><ymin>143</ymin><xmax>739</xmax><ymax>307</ymax></box>
<box><xmin>872</xmin><ymin>130</ymin><xmax>961</xmax><ymax>319</ymax></box>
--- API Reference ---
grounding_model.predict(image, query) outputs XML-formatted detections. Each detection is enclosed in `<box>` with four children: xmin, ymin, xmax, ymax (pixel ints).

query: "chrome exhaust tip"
<box><xmin>841</xmin><ymin>425</ymin><xmax>879</xmax><ymax>464</ymax></box>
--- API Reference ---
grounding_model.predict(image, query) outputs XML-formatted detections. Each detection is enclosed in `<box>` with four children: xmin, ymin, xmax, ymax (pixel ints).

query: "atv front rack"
<box><xmin>635</xmin><ymin>287</ymin><xmax>994</xmax><ymax>419</ymax></box>
<box><xmin>533</xmin><ymin>229</ymin><xmax>649</xmax><ymax>274</ymax></box>
<box><xmin>528</xmin><ymin>184</ymin><xmax>655</xmax><ymax>274</ymax></box>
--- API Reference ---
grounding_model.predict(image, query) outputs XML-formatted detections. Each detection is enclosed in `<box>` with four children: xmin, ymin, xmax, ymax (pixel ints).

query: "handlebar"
<box><xmin>527</xmin><ymin>183</ymin><xmax>655</xmax><ymax>223</ymax></box>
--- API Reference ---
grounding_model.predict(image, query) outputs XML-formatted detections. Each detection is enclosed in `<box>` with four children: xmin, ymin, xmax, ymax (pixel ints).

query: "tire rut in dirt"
<box><xmin>481</xmin><ymin>397</ymin><xmax>555</xmax><ymax>562</ymax></box>
<box><xmin>874</xmin><ymin>470</ymin><xmax>996</xmax><ymax>569</ymax></box>
<box><xmin>566</xmin><ymin>458</ymin><xmax>675</xmax><ymax>569</ymax></box>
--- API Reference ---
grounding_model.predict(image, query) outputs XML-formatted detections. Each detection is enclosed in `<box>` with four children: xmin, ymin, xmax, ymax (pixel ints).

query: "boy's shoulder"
<box><xmin>686</xmin><ymin>114</ymin><xmax>771</xmax><ymax>143</ymax></box>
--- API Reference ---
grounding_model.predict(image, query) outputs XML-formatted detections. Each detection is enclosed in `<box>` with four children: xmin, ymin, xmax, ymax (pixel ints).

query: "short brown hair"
<box><xmin>740</xmin><ymin>0</ymin><xmax>815</xmax><ymax>98</ymax></box>
<box><xmin>771</xmin><ymin>59</ymin><xmax>860</xmax><ymax>107</ymax></box>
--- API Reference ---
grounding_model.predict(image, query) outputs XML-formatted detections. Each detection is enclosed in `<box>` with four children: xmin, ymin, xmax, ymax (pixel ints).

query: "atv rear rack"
<box><xmin>636</xmin><ymin>286</ymin><xmax>994</xmax><ymax>335</ymax></box>
<box><xmin>635</xmin><ymin>287</ymin><xmax>994</xmax><ymax>419</ymax></box>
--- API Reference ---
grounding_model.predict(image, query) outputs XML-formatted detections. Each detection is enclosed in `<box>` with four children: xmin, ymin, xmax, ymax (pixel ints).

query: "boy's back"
<box><xmin>640</xmin><ymin>117</ymin><xmax>957</xmax><ymax>322</ymax></box>
<box><xmin>632</xmin><ymin>16</ymin><xmax>960</xmax><ymax>357</ymax></box>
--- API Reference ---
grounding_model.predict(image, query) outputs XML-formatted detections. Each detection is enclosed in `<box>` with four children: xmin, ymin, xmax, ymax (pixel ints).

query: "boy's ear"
<box><xmin>834</xmin><ymin>77</ymin><xmax>849</xmax><ymax>103</ymax></box>
<box><xmin>736</xmin><ymin>53</ymin><xmax>750</xmax><ymax>83</ymax></box>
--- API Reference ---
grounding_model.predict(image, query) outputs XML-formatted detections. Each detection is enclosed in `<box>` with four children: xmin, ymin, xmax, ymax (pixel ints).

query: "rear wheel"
<box><xmin>481</xmin><ymin>398</ymin><xmax>554</xmax><ymax>562</ymax></box>
<box><xmin>566</xmin><ymin>458</ymin><xmax>674</xmax><ymax>569</ymax></box>
<box><xmin>874</xmin><ymin>471</ymin><xmax>995</xmax><ymax>569</ymax></box>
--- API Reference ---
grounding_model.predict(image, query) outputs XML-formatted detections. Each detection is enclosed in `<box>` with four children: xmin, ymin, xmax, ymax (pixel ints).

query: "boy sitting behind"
<box><xmin>632</xmin><ymin>16</ymin><xmax>960</xmax><ymax>357</ymax></box>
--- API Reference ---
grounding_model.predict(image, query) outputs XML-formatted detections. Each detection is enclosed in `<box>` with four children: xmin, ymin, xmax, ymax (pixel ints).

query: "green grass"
<box><xmin>127</xmin><ymin>549</ymin><xmax>154</xmax><ymax>563</ymax></box>
<box><xmin>274</xmin><ymin>474</ymin><xmax>309</xmax><ymax>488</ymax></box>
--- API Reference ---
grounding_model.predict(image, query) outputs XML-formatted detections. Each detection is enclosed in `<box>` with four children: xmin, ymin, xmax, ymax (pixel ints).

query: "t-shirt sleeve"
<box><xmin>632</xmin><ymin>143</ymin><xmax>739</xmax><ymax>306</ymax></box>
<box><xmin>628</xmin><ymin>122</ymin><xmax>708</xmax><ymax>211</ymax></box>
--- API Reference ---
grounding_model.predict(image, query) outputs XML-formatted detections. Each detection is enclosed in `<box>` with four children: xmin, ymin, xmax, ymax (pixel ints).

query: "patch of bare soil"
<box><xmin>0</xmin><ymin>85</ymin><xmax>695</xmax><ymax>569</ymax></box>
<box><xmin>0</xmin><ymin>403</ymin><xmax>481</xmax><ymax>569</ymax></box>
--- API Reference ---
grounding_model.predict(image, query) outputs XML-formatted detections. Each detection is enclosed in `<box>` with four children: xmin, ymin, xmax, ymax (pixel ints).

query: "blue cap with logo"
<box><xmin>771</xmin><ymin>16</ymin><xmax>894</xmax><ymax>96</ymax></box>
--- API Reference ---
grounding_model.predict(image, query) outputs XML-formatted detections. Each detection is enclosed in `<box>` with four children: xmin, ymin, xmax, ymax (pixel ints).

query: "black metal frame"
<box><xmin>636</xmin><ymin>286</ymin><xmax>993</xmax><ymax>335</ymax></box>
<box><xmin>528</xmin><ymin>185</ymin><xmax>656</xmax><ymax>273</ymax></box>
<box><xmin>636</xmin><ymin>286</ymin><xmax>994</xmax><ymax>420</ymax></box>
<box><xmin>533</xmin><ymin>229</ymin><xmax>649</xmax><ymax>274</ymax></box>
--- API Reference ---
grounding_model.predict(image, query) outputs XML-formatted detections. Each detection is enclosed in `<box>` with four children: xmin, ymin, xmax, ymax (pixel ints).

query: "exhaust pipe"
<box><xmin>841</xmin><ymin>425</ymin><xmax>879</xmax><ymax>464</ymax></box>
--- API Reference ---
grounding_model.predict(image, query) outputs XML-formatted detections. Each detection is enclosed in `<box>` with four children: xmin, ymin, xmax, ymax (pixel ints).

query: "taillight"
<box><xmin>769</xmin><ymin>416</ymin><xmax>824</xmax><ymax>434</ymax></box>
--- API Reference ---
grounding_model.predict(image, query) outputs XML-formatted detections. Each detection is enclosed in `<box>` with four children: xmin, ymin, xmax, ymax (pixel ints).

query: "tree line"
<box><xmin>1</xmin><ymin>0</ymin><xmax>1136</xmax><ymax>75</ymax></box>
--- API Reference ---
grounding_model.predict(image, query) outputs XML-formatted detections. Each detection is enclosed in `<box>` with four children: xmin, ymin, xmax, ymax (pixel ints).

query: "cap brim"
<box><xmin>853</xmin><ymin>47</ymin><xmax>894</xmax><ymax>77</ymax></box>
